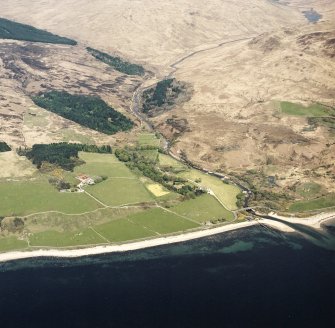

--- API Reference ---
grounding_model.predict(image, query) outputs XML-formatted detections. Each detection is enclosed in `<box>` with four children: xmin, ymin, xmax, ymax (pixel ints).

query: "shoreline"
<box><xmin>0</xmin><ymin>212</ymin><xmax>334</xmax><ymax>263</ymax></box>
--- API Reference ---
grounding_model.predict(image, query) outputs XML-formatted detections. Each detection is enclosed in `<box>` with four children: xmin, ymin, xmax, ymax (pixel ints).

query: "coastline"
<box><xmin>0</xmin><ymin>212</ymin><xmax>334</xmax><ymax>263</ymax></box>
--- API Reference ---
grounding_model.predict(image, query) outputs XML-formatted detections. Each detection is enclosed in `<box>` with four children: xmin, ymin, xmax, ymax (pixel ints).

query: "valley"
<box><xmin>0</xmin><ymin>0</ymin><xmax>334</xmax><ymax>254</ymax></box>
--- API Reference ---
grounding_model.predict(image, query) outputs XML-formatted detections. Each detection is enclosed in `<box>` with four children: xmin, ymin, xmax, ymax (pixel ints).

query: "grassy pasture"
<box><xmin>138</xmin><ymin>149</ymin><xmax>159</xmax><ymax>161</ymax></box>
<box><xmin>159</xmin><ymin>153</ymin><xmax>187</xmax><ymax>170</ymax></box>
<box><xmin>280</xmin><ymin>102</ymin><xmax>330</xmax><ymax>117</ymax></box>
<box><xmin>159</xmin><ymin>153</ymin><xmax>239</xmax><ymax>209</ymax></box>
<box><xmin>94</xmin><ymin>219</ymin><xmax>155</xmax><ymax>242</ymax></box>
<box><xmin>138</xmin><ymin>133</ymin><xmax>160</xmax><ymax>147</ymax></box>
<box><xmin>128</xmin><ymin>208</ymin><xmax>199</xmax><ymax>234</ymax></box>
<box><xmin>0</xmin><ymin>178</ymin><xmax>100</xmax><ymax>216</ymax></box>
<box><xmin>296</xmin><ymin>182</ymin><xmax>322</xmax><ymax>199</ymax></box>
<box><xmin>57</xmin><ymin>129</ymin><xmax>95</xmax><ymax>144</ymax></box>
<box><xmin>29</xmin><ymin>229</ymin><xmax>106</xmax><ymax>247</ymax></box>
<box><xmin>177</xmin><ymin>170</ymin><xmax>240</xmax><ymax>210</ymax></box>
<box><xmin>289</xmin><ymin>193</ymin><xmax>335</xmax><ymax>212</ymax></box>
<box><xmin>25</xmin><ymin>207</ymin><xmax>144</xmax><ymax>233</ymax></box>
<box><xmin>24</xmin><ymin>107</ymin><xmax>49</xmax><ymax>128</ymax></box>
<box><xmin>75</xmin><ymin>152</ymin><xmax>135</xmax><ymax>178</ymax></box>
<box><xmin>171</xmin><ymin>194</ymin><xmax>234</xmax><ymax>223</ymax></box>
<box><xmin>0</xmin><ymin>237</ymin><xmax>28</xmax><ymax>252</ymax></box>
<box><xmin>87</xmin><ymin>178</ymin><xmax>154</xmax><ymax>206</ymax></box>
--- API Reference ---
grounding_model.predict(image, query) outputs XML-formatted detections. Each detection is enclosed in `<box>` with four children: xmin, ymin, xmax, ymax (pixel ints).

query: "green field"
<box><xmin>177</xmin><ymin>170</ymin><xmax>240</xmax><ymax>210</ymax></box>
<box><xmin>75</xmin><ymin>152</ymin><xmax>135</xmax><ymax>178</ymax></box>
<box><xmin>94</xmin><ymin>219</ymin><xmax>155</xmax><ymax>242</ymax></box>
<box><xmin>0</xmin><ymin>148</ymin><xmax>241</xmax><ymax>252</ymax></box>
<box><xmin>0</xmin><ymin>178</ymin><xmax>100</xmax><ymax>216</ymax></box>
<box><xmin>57</xmin><ymin>129</ymin><xmax>95</xmax><ymax>144</ymax></box>
<box><xmin>29</xmin><ymin>229</ymin><xmax>106</xmax><ymax>247</ymax></box>
<box><xmin>0</xmin><ymin>237</ymin><xmax>28</xmax><ymax>252</ymax></box>
<box><xmin>159</xmin><ymin>153</ymin><xmax>187</xmax><ymax>170</ymax></box>
<box><xmin>158</xmin><ymin>153</ymin><xmax>240</xmax><ymax>209</ymax></box>
<box><xmin>280</xmin><ymin>102</ymin><xmax>330</xmax><ymax>117</ymax></box>
<box><xmin>88</xmin><ymin>178</ymin><xmax>154</xmax><ymax>206</ymax></box>
<box><xmin>289</xmin><ymin>193</ymin><xmax>335</xmax><ymax>212</ymax></box>
<box><xmin>171</xmin><ymin>194</ymin><xmax>234</xmax><ymax>223</ymax></box>
<box><xmin>138</xmin><ymin>133</ymin><xmax>160</xmax><ymax>147</ymax></box>
<box><xmin>0</xmin><ymin>17</ymin><xmax>76</xmax><ymax>45</ymax></box>
<box><xmin>127</xmin><ymin>208</ymin><xmax>199</xmax><ymax>234</ymax></box>
<box><xmin>24</xmin><ymin>207</ymin><xmax>143</xmax><ymax>233</ymax></box>
<box><xmin>138</xmin><ymin>149</ymin><xmax>159</xmax><ymax>161</ymax></box>
<box><xmin>296</xmin><ymin>182</ymin><xmax>322</xmax><ymax>199</ymax></box>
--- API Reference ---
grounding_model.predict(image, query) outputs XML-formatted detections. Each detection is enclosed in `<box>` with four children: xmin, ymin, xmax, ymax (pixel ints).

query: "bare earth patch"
<box><xmin>0</xmin><ymin>151</ymin><xmax>36</xmax><ymax>178</ymax></box>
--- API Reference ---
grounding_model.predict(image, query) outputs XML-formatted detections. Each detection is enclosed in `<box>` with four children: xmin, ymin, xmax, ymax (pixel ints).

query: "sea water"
<box><xmin>0</xmin><ymin>225</ymin><xmax>334</xmax><ymax>328</ymax></box>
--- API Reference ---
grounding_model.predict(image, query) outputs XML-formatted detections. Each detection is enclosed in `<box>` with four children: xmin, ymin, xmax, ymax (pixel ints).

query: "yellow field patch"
<box><xmin>146</xmin><ymin>184</ymin><xmax>170</xmax><ymax>197</ymax></box>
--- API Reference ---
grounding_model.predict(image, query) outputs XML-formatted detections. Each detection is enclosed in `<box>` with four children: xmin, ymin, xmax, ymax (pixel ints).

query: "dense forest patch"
<box><xmin>32</xmin><ymin>91</ymin><xmax>133</xmax><ymax>135</ymax></box>
<box><xmin>0</xmin><ymin>142</ymin><xmax>11</xmax><ymax>152</ymax></box>
<box><xmin>0</xmin><ymin>17</ymin><xmax>77</xmax><ymax>45</ymax></box>
<box><xmin>22</xmin><ymin>143</ymin><xmax>112</xmax><ymax>171</ymax></box>
<box><xmin>141</xmin><ymin>78</ymin><xmax>190</xmax><ymax>117</ymax></box>
<box><xmin>87</xmin><ymin>47</ymin><xmax>145</xmax><ymax>76</ymax></box>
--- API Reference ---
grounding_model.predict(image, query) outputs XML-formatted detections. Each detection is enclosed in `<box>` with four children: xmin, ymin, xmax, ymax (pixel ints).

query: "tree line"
<box><xmin>87</xmin><ymin>47</ymin><xmax>145</xmax><ymax>76</ymax></box>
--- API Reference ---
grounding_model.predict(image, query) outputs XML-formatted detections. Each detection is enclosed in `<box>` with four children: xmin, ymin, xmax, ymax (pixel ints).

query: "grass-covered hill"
<box><xmin>87</xmin><ymin>47</ymin><xmax>145</xmax><ymax>76</ymax></box>
<box><xmin>32</xmin><ymin>91</ymin><xmax>134</xmax><ymax>135</ymax></box>
<box><xmin>0</xmin><ymin>17</ymin><xmax>77</xmax><ymax>45</ymax></box>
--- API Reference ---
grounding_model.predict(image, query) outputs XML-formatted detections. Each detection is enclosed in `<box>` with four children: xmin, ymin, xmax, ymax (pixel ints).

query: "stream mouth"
<box><xmin>260</xmin><ymin>215</ymin><xmax>335</xmax><ymax>250</ymax></box>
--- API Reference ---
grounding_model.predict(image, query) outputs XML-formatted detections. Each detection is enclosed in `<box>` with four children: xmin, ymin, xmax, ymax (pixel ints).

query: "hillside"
<box><xmin>0</xmin><ymin>0</ymin><xmax>334</xmax><ymax>211</ymax></box>
<box><xmin>0</xmin><ymin>0</ymin><xmax>305</xmax><ymax>72</ymax></box>
<box><xmin>0</xmin><ymin>41</ymin><xmax>143</xmax><ymax>149</ymax></box>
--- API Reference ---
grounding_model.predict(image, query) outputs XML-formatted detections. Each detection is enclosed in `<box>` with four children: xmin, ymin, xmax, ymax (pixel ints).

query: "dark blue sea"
<box><xmin>1</xmin><ymin>223</ymin><xmax>335</xmax><ymax>328</ymax></box>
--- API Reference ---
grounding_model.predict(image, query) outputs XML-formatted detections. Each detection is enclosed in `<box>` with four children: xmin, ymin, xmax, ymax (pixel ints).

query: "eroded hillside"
<box><xmin>0</xmin><ymin>41</ymin><xmax>143</xmax><ymax>148</ymax></box>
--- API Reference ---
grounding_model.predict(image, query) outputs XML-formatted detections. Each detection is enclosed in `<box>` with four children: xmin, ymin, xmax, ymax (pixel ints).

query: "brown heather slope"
<box><xmin>0</xmin><ymin>0</ymin><xmax>304</xmax><ymax>72</ymax></box>
<box><xmin>0</xmin><ymin>41</ymin><xmax>143</xmax><ymax>148</ymax></box>
<box><xmin>154</xmin><ymin>20</ymin><xmax>335</xmax><ymax>206</ymax></box>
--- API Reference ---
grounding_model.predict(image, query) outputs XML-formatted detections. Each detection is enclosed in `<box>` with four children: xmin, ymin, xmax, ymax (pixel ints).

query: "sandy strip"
<box><xmin>270</xmin><ymin>212</ymin><xmax>335</xmax><ymax>227</ymax></box>
<box><xmin>0</xmin><ymin>213</ymin><xmax>334</xmax><ymax>263</ymax></box>
<box><xmin>0</xmin><ymin>221</ymin><xmax>256</xmax><ymax>263</ymax></box>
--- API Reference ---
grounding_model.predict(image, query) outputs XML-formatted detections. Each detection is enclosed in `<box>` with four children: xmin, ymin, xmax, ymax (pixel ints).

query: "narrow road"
<box><xmin>168</xmin><ymin>36</ymin><xmax>256</xmax><ymax>76</ymax></box>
